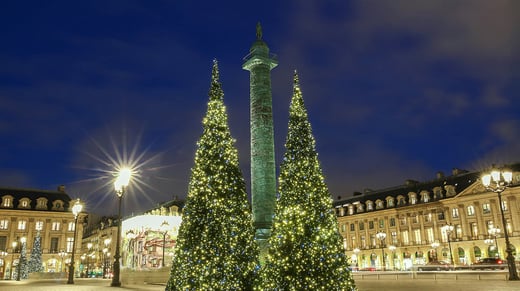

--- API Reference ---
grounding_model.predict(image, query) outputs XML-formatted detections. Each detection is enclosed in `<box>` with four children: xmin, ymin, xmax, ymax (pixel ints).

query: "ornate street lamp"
<box><xmin>481</xmin><ymin>166</ymin><xmax>519</xmax><ymax>280</ymax></box>
<box><xmin>441</xmin><ymin>224</ymin><xmax>454</xmax><ymax>266</ymax></box>
<box><xmin>159</xmin><ymin>221</ymin><xmax>170</xmax><ymax>268</ymax></box>
<box><xmin>111</xmin><ymin>167</ymin><xmax>132</xmax><ymax>287</ymax></box>
<box><xmin>375</xmin><ymin>231</ymin><xmax>387</xmax><ymax>271</ymax></box>
<box><xmin>488</xmin><ymin>227</ymin><xmax>501</xmax><ymax>252</ymax></box>
<box><xmin>67</xmin><ymin>198</ymin><xmax>83</xmax><ymax>284</ymax></box>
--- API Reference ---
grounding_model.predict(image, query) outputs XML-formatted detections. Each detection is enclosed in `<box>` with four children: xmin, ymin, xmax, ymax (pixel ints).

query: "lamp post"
<box><xmin>58</xmin><ymin>250</ymin><xmax>67</xmax><ymax>273</ymax></box>
<box><xmin>112</xmin><ymin>167</ymin><xmax>132</xmax><ymax>287</ymax></box>
<box><xmin>16</xmin><ymin>236</ymin><xmax>26</xmax><ymax>281</ymax></box>
<box><xmin>488</xmin><ymin>226</ymin><xmax>501</xmax><ymax>253</ymax></box>
<box><xmin>159</xmin><ymin>221</ymin><xmax>169</xmax><ymax>268</ymax></box>
<box><xmin>481</xmin><ymin>166</ymin><xmax>519</xmax><ymax>281</ymax></box>
<box><xmin>67</xmin><ymin>198</ymin><xmax>83</xmax><ymax>284</ymax></box>
<box><xmin>10</xmin><ymin>241</ymin><xmax>17</xmax><ymax>280</ymax></box>
<box><xmin>375</xmin><ymin>231</ymin><xmax>387</xmax><ymax>271</ymax></box>
<box><xmin>441</xmin><ymin>224</ymin><xmax>454</xmax><ymax>266</ymax></box>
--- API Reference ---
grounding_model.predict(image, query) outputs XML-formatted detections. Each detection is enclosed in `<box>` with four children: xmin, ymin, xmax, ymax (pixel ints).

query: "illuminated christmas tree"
<box><xmin>165</xmin><ymin>60</ymin><xmax>259</xmax><ymax>291</ymax></box>
<box><xmin>28</xmin><ymin>232</ymin><xmax>44</xmax><ymax>273</ymax></box>
<box><xmin>259</xmin><ymin>72</ymin><xmax>356</xmax><ymax>290</ymax></box>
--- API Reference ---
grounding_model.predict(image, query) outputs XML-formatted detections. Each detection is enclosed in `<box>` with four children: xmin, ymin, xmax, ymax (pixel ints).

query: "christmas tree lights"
<box><xmin>259</xmin><ymin>71</ymin><xmax>356</xmax><ymax>290</ymax></box>
<box><xmin>165</xmin><ymin>60</ymin><xmax>258</xmax><ymax>290</ymax></box>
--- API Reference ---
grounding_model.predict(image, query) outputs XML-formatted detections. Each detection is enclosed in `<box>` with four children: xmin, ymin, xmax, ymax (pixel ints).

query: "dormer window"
<box><xmin>18</xmin><ymin>197</ymin><xmax>31</xmax><ymax>209</ymax></box>
<box><xmin>397</xmin><ymin>195</ymin><xmax>406</xmax><ymax>206</ymax></box>
<box><xmin>420</xmin><ymin>191</ymin><xmax>430</xmax><ymax>203</ymax></box>
<box><xmin>376</xmin><ymin>200</ymin><xmax>384</xmax><ymax>209</ymax></box>
<box><xmin>366</xmin><ymin>200</ymin><xmax>374</xmax><ymax>211</ymax></box>
<box><xmin>356</xmin><ymin>203</ymin><xmax>364</xmax><ymax>213</ymax></box>
<box><xmin>36</xmin><ymin>197</ymin><xmax>48</xmax><ymax>210</ymax></box>
<box><xmin>408</xmin><ymin>192</ymin><xmax>417</xmax><ymax>205</ymax></box>
<box><xmin>386</xmin><ymin>197</ymin><xmax>395</xmax><ymax>208</ymax></box>
<box><xmin>52</xmin><ymin>200</ymin><xmax>64</xmax><ymax>211</ymax></box>
<box><xmin>2</xmin><ymin>195</ymin><xmax>14</xmax><ymax>208</ymax></box>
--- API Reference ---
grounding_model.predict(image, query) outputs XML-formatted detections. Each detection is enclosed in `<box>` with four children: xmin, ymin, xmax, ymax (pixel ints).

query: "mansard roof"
<box><xmin>0</xmin><ymin>185</ymin><xmax>72</xmax><ymax>211</ymax></box>
<box><xmin>333</xmin><ymin>163</ymin><xmax>520</xmax><ymax>210</ymax></box>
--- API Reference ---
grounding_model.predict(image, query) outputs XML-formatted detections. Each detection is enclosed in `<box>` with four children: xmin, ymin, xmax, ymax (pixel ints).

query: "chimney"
<box><xmin>436</xmin><ymin>171</ymin><xmax>444</xmax><ymax>179</ymax></box>
<box><xmin>57</xmin><ymin>185</ymin><xmax>66</xmax><ymax>193</ymax></box>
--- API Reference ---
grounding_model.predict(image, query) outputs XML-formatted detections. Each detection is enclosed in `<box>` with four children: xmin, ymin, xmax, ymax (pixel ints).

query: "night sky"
<box><xmin>1</xmin><ymin>1</ymin><xmax>518</xmax><ymax>216</ymax></box>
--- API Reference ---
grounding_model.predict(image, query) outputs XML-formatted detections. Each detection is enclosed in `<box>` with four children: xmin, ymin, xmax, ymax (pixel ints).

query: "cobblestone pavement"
<box><xmin>0</xmin><ymin>277</ymin><xmax>519</xmax><ymax>291</ymax></box>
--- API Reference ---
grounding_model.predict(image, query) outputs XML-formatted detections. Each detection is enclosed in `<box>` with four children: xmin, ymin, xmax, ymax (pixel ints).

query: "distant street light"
<box><xmin>67</xmin><ymin>198</ymin><xmax>83</xmax><ymax>284</ymax></box>
<box><xmin>111</xmin><ymin>167</ymin><xmax>132</xmax><ymax>287</ymax></box>
<box><xmin>159</xmin><ymin>221</ymin><xmax>170</xmax><ymax>268</ymax></box>
<box><xmin>481</xmin><ymin>166</ymin><xmax>519</xmax><ymax>281</ymax></box>
<box><xmin>375</xmin><ymin>231</ymin><xmax>386</xmax><ymax>271</ymax></box>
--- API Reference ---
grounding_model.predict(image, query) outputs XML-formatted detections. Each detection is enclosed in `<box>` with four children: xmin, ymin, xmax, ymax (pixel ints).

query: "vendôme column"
<box><xmin>242</xmin><ymin>22</ymin><xmax>278</xmax><ymax>264</ymax></box>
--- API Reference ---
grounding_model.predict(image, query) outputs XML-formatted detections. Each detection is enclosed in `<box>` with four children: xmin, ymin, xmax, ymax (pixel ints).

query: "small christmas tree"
<box><xmin>165</xmin><ymin>60</ymin><xmax>258</xmax><ymax>290</ymax></box>
<box><xmin>20</xmin><ymin>238</ymin><xmax>29</xmax><ymax>279</ymax></box>
<box><xmin>259</xmin><ymin>72</ymin><xmax>356</xmax><ymax>290</ymax></box>
<box><xmin>28</xmin><ymin>232</ymin><xmax>44</xmax><ymax>273</ymax></box>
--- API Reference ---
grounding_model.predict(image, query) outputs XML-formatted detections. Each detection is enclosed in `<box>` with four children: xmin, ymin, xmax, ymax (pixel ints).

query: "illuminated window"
<box><xmin>379</xmin><ymin>219</ymin><xmax>384</xmax><ymax>228</ymax></box>
<box><xmin>35</xmin><ymin>221</ymin><xmax>44</xmax><ymax>231</ymax></box>
<box><xmin>452</xmin><ymin>208</ymin><xmax>459</xmax><ymax>218</ymax></box>
<box><xmin>52</xmin><ymin>222</ymin><xmax>61</xmax><ymax>231</ymax></box>
<box><xmin>424</xmin><ymin>213</ymin><xmax>432</xmax><ymax>223</ymax></box>
<box><xmin>467</xmin><ymin>205</ymin><xmax>475</xmax><ymax>216</ymax></box>
<box><xmin>36</xmin><ymin>198</ymin><xmax>48</xmax><ymax>210</ymax></box>
<box><xmin>386</xmin><ymin>197</ymin><xmax>395</xmax><ymax>207</ymax></box>
<box><xmin>402</xmin><ymin>230</ymin><xmax>409</xmax><ymax>244</ymax></box>
<box><xmin>2</xmin><ymin>196</ymin><xmax>13</xmax><ymax>208</ymax></box>
<box><xmin>470</xmin><ymin>222</ymin><xmax>478</xmax><ymax>237</ymax></box>
<box><xmin>414</xmin><ymin>229</ymin><xmax>421</xmax><ymax>244</ymax></box>
<box><xmin>68</xmin><ymin>222</ymin><xmax>75</xmax><ymax>232</ymax></box>
<box><xmin>66</xmin><ymin>237</ymin><xmax>74</xmax><ymax>252</ymax></box>
<box><xmin>455</xmin><ymin>224</ymin><xmax>462</xmax><ymax>238</ymax></box>
<box><xmin>50</xmin><ymin>238</ymin><xmax>59</xmax><ymax>253</ymax></box>
<box><xmin>426</xmin><ymin>227</ymin><xmax>434</xmax><ymax>242</ymax></box>
<box><xmin>482</xmin><ymin>203</ymin><xmax>491</xmax><ymax>214</ymax></box>
<box><xmin>370</xmin><ymin>234</ymin><xmax>376</xmax><ymax>247</ymax></box>
<box><xmin>18</xmin><ymin>220</ymin><xmax>27</xmax><ymax>230</ymax></box>
<box><xmin>502</xmin><ymin>200</ymin><xmax>508</xmax><ymax>211</ymax></box>
<box><xmin>390</xmin><ymin>218</ymin><xmax>396</xmax><ymax>227</ymax></box>
<box><xmin>366</xmin><ymin>201</ymin><xmax>374</xmax><ymax>211</ymax></box>
<box><xmin>391</xmin><ymin>231</ymin><xmax>398</xmax><ymax>244</ymax></box>
<box><xmin>361</xmin><ymin>236</ymin><xmax>366</xmax><ymax>248</ymax></box>
<box><xmin>0</xmin><ymin>219</ymin><xmax>8</xmax><ymax>230</ymax></box>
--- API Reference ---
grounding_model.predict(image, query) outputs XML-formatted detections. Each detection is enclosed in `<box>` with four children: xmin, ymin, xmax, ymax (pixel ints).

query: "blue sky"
<box><xmin>0</xmin><ymin>0</ymin><xmax>518</xmax><ymax>215</ymax></box>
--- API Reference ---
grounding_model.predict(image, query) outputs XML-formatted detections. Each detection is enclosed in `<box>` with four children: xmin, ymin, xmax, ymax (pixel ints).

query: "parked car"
<box><xmin>416</xmin><ymin>260</ymin><xmax>454</xmax><ymax>271</ymax></box>
<box><xmin>471</xmin><ymin>258</ymin><xmax>506</xmax><ymax>270</ymax></box>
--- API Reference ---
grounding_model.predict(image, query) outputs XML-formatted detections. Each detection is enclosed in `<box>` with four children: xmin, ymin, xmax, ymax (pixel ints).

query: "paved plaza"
<box><xmin>0</xmin><ymin>277</ymin><xmax>519</xmax><ymax>291</ymax></box>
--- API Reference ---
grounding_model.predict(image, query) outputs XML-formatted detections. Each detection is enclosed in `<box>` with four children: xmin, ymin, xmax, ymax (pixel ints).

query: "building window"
<box><xmin>400</xmin><ymin>217</ymin><xmax>407</xmax><ymax>226</ymax></box>
<box><xmin>482</xmin><ymin>203</ymin><xmax>491</xmax><ymax>214</ymax></box>
<box><xmin>0</xmin><ymin>236</ymin><xmax>6</xmax><ymax>251</ymax></box>
<box><xmin>52</xmin><ymin>222</ymin><xmax>61</xmax><ymax>231</ymax></box>
<box><xmin>502</xmin><ymin>200</ymin><xmax>508</xmax><ymax>211</ymax></box>
<box><xmin>402</xmin><ymin>230</ymin><xmax>409</xmax><ymax>245</ymax></box>
<box><xmin>361</xmin><ymin>236</ymin><xmax>366</xmax><ymax>248</ymax></box>
<box><xmin>350</xmin><ymin>223</ymin><xmax>355</xmax><ymax>232</ymax></box>
<box><xmin>36</xmin><ymin>198</ymin><xmax>48</xmax><ymax>210</ymax></box>
<box><xmin>398</xmin><ymin>196</ymin><xmax>406</xmax><ymax>206</ymax></box>
<box><xmin>370</xmin><ymin>234</ymin><xmax>376</xmax><ymax>247</ymax></box>
<box><xmin>421</xmin><ymin>191</ymin><xmax>430</xmax><ymax>203</ymax></box>
<box><xmin>424</xmin><ymin>213</ymin><xmax>432</xmax><ymax>223</ymax></box>
<box><xmin>391</xmin><ymin>231</ymin><xmax>398</xmax><ymax>244</ymax></box>
<box><xmin>376</xmin><ymin>200</ymin><xmax>384</xmax><ymax>209</ymax></box>
<box><xmin>50</xmin><ymin>238</ymin><xmax>59</xmax><ymax>253</ymax></box>
<box><xmin>348</xmin><ymin>205</ymin><xmax>354</xmax><ymax>215</ymax></box>
<box><xmin>452</xmin><ymin>208</ymin><xmax>459</xmax><ymax>218</ymax></box>
<box><xmin>351</xmin><ymin>236</ymin><xmax>356</xmax><ymax>249</ymax></box>
<box><xmin>0</xmin><ymin>219</ymin><xmax>8</xmax><ymax>230</ymax></box>
<box><xmin>356</xmin><ymin>204</ymin><xmax>364</xmax><ymax>213</ymax></box>
<box><xmin>390</xmin><ymin>218</ymin><xmax>396</xmax><ymax>227</ymax></box>
<box><xmin>35</xmin><ymin>221</ymin><xmax>44</xmax><ymax>231</ymax></box>
<box><xmin>18</xmin><ymin>220</ymin><xmax>27</xmax><ymax>230</ymax></box>
<box><xmin>412</xmin><ymin>215</ymin><xmax>419</xmax><ymax>224</ymax></box>
<box><xmin>437</xmin><ymin>211</ymin><xmax>445</xmax><ymax>221</ymax></box>
<box><xmin>414</xmin><ymin>229</ymin><xmax>421</xmax><ymax>244</ymax></box>
<box><xmin>455</xmin><ymin>224</ymin><xmax>462</xmax><ymax>238</ymax></box>
<box><xmin>366</xmin><ymin>201</ymin><xmax>374</xmax><ymax>211</ymax></box>
<box><xmin>359</xmin><ymin>222</ymin><xmax>364</xmax><ymax>231</ymax></box>
<box><xmin>387</xmin><ymin>197</ymin><xmax>395</xmax><ymax>207</ymax></box>
<box><xmin>379</xmin><ymin>219</ymin><xmax>384</xmax><ymax>228</ymax></box>
<box><xmin>2</xmin><ymin>196</ymin><xmax>13</xmax><ymax>208</ymax></box>
<box><xmin>341</xmin><ymin>224</ymin><xmax>346</xmax><ymax>232</ymax></box>
<box><xmin>409</xmin><ymin>194</ymin><xmax>417</xmax><ymax>205</ymax></box>
<box><xmin>66</xmin><ymin>237</ymin><xmax>74</xmax><ymax>252</ymax></box>
<box><xmin>68</xmin><ymin>222</ymin><xmax>75</xmax><ymax>232</ymax></box>
<box><xmin>426</xmin><ymin>227</ymin><xmax>434</xmax><ymax>243</ymax></box>
<box><xmin>467</xmin><ymin>205</ymin><xmax>475</xmax><ymax>216</ymax></box>
<box><xmin>470</xmin><ymin>222</ymin><xmax>478</xmax><ymax>237</ymax></box>
<box><xmin>369</xmin><ymin>221</ymin><xmax>374</xmax><ymax>229</ymax></box>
